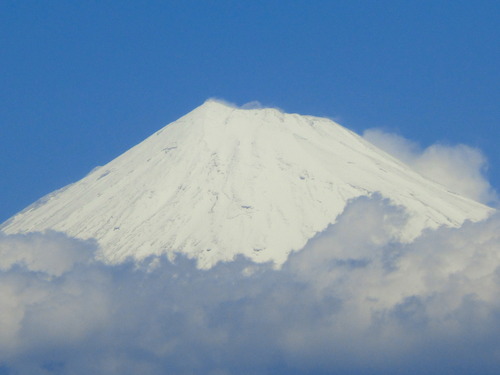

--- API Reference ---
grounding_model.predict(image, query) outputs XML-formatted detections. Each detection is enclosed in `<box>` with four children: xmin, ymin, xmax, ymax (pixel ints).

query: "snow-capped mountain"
<box><xmin>1</xmin><ymin>100</ymin><xmax>493</xmax><ymax>268</ymax></box>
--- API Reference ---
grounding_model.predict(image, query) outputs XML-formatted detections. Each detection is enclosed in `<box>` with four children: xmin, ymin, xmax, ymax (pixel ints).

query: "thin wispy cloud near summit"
<box><xmin>206</xmin><ymin>98</ymin><xmax>280</xmax><ymax>111</ymax></box>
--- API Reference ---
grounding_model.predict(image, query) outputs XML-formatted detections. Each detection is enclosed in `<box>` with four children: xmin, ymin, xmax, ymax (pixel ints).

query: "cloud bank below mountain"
<box><xmin>1</xmin><ymin>195</ymin><xmax>500</xmax><ymax>375</ymax></box>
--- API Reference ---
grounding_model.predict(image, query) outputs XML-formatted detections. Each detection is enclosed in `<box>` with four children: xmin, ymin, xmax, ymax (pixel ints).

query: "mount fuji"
<box><xmin>1</xmin><ymin>100</ymin><xmax>493</xmax><ymax>268</ymax></box>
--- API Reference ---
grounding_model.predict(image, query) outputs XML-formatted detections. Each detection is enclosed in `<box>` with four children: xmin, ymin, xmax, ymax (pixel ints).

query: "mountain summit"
<box><xmin>1</xmin><ymin>100</ymin><xmax>492</xmax><ymax>267</ymax></box>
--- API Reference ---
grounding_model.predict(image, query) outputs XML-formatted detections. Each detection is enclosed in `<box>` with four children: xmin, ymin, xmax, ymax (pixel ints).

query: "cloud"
<box><xmin>1</xmin><ymin>197</ymin><xmax>500</xmax><ymax>374</ymax></box>
<box><xmin>363</xmin><ymin>129</ymin><xmax>498</xmax><ymax>205</ymax></box>
<box><xmin>0</xmin><ymin>231</ymin><xmax>95</xmax><ymax>276</ymax></box>
<box><xmin>0</xmin><ymin>232</ymin><xmax>109</xmax><ymax>364</ymax></box>
<box><xmin>240</xmin><ymin>101</ymin><xmax>264</xmax><ymax>110</ymax></box>
<box><xmin>206</xmin><ymin>98</ymin><xmax>282</xmax><ymax>112</ymax></box>
<box><xmin>206</xmin><ymin>97</ymin><xmax>239</xmax><ymax>108</ymax></box>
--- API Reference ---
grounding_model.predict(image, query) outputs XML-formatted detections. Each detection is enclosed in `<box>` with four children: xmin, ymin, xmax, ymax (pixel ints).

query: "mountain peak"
<box><xmin>197</xmin><ymin>99</ymin><xmax>283</xmax><ymax>117</ymax></box>
<box><xmin>1</xmin><ymin>102</ymin><xmax>493</xmax><ymax>268</ymax></box>
<box><xmin>202</xmin><ymin>98</ymin><xmax>234</xmax><ymax>108</ymax></box>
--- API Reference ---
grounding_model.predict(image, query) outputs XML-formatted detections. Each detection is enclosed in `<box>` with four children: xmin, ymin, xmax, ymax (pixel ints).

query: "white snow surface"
<box><xmin>1</xmin><ymin>100</ymin><xmax>493</xmax><ymax>268</ymax></box>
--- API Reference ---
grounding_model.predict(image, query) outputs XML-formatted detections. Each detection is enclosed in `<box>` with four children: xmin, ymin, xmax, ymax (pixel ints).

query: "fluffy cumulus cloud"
<box><xmin>363</xmin><ymin>129</ymin><xmax>498</xmax><ymax>205</ymax></box>
<box><xmin>1</xmin><ymin>197</ymin><xmax>500</xmax><ymax>374</ymax></box>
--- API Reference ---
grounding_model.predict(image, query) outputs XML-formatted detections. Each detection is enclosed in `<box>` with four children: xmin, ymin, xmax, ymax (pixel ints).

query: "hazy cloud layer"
<box><xmin>363</xmin><ymin>129</ymin><xmax>498</xmax><ymax>205</ymax></box>
<box><xmin>1</xmin><ymin>197</ymin><xmax>500</xmax><ymax>374</ymax></box>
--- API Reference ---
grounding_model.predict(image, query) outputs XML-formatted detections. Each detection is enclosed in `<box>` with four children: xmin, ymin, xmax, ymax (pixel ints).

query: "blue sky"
<box><xmin>1</xmin><ymin>0</ymin><xmax>499</xmax><ymax>222</ymax></box>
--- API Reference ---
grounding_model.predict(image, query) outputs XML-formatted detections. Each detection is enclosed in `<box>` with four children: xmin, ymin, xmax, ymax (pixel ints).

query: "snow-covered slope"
<box><xmin>1</xmin><ymin>101</ymin><xmax>493</xmax><ymax>268</ymax></box>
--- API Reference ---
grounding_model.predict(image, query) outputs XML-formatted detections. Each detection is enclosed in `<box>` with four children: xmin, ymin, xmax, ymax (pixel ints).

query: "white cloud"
<box><xmin>206</xmin><ymin>98</ymin><xmax>281</xmax><ymax>112</ymax></box>
<box><xmin>206</xmin><ymin>97</ymin><xmax>239</xmax><ymax>108</ymax></box>
<box><xmin>1</xmin><ymin>197</ymin><xmax>500</xmax><ymax>374</ymax></box>
<box><xmin>0</xmin><ymin>231</ymin><xmax>94</xmax><ymax>276</ymax></box>
<box><xmin>363</xmin><ymin>128</ymin><xmax>498</xmax><ymax>205</ymax></box>
<box><xmin>240</xmin><ymin>100</ymin><xmax>264</xmax><ymax>109</ymax></box>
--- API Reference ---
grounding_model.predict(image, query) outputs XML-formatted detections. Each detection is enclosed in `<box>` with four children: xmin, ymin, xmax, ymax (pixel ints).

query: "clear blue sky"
<box><xmin>1</xmin><ymin>0</ymin><xmax>498</xmax><ymax>222</ymax></box>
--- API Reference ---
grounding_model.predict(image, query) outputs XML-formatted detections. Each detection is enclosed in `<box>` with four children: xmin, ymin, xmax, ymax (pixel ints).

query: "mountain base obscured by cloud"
<box><xmin>1</xmin><ymin>196</ymin><xmax>500</xmax><ymax>375</ymax></box>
